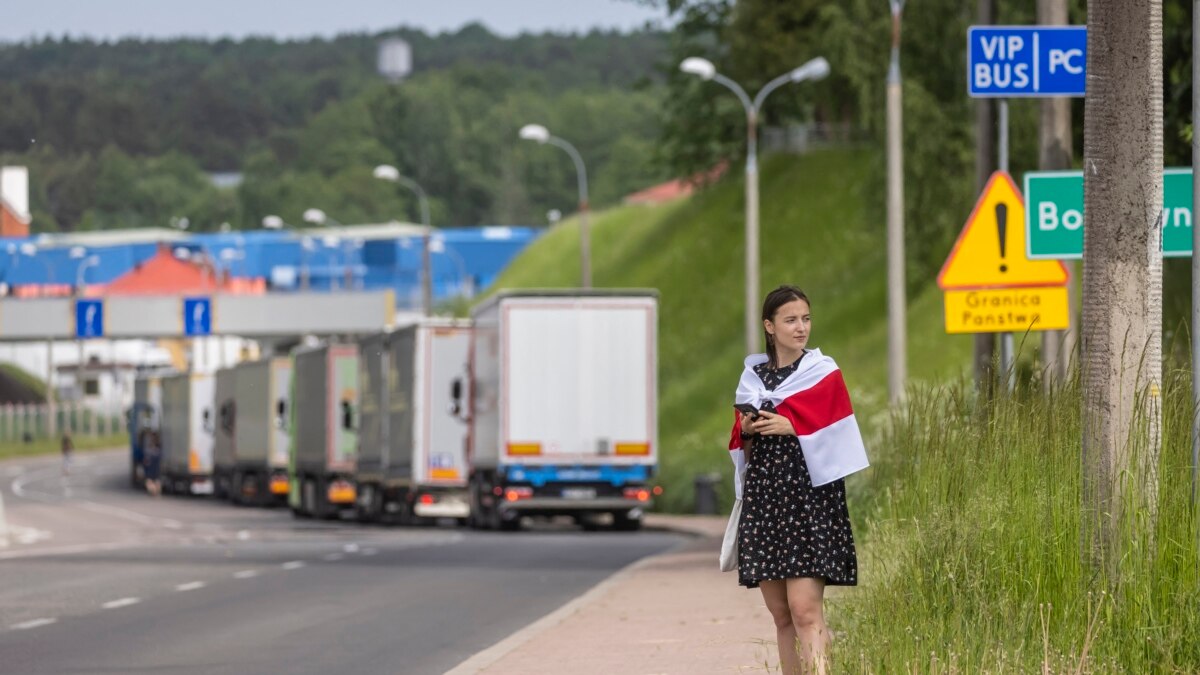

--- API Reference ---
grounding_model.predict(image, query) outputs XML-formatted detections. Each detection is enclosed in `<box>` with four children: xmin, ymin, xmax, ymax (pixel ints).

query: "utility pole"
<box><xmin>1081</xmin><ymin>0</ymin><xmax>1163</xmax><ymax>578</ymax></box>
<box><xmin>1038</xmin><ymin>0</ymin><xmax>1074</xmax><ymax>390</ymax></box>
<box><xmin>973</xmin><ymin>0</ymin><xmax>996</xmax><ymax>396</ymax></box>
<box><xmin>886</xmin><ymin>0</ymin><xmax>907</xmax><ymax>405</ymax></box>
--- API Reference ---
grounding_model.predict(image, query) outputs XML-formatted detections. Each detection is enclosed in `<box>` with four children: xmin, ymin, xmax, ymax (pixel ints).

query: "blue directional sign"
<box><xmin>183</xmin><ymin>297</ymin><xmax>213</xmax><ymax>337</ymax></box>
<box><xmin>75</xmin><ymin>299</ymin><xmax>104</xmax><ymax>339</ymax></box>
<box><xmin>968</xmin><ymin>26</ymin><xmax>1087</xmax><ymax>98</ymax></box>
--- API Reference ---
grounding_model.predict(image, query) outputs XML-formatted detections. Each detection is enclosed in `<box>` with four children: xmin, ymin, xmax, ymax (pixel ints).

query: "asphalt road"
<box><xmin>0</xmin><ymin>450</ymin><xmax>683</xmax><ymax>675</ymax></box>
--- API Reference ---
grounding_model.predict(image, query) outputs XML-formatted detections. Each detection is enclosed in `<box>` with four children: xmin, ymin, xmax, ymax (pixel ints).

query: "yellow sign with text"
<box><xmin>943</xmin><ymin>287</ymin><xmax>1069</xmax><ymax>334</ymax></box>
<box><xmin>938</xmin><ymin>171</ymin><xmax>1069</xmax><ymax>290</ymax></box>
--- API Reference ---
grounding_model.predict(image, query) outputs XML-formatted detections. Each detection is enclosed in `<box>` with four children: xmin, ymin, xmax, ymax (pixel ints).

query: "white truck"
<box><xmin>214</xmin><ymin>357</ymin><xmax>293</xmax><ymax>505</ymax></box>
<box><xmin>356</xmin><ymin>320</ymin><xmax>473</xmax><ymax>523</ymax></box>
<box><xmin>289</xmin><ymin>343</ymin><xmax>359</xmax><ymax>519</ymax></box>
<box><xmin>160</xmin><ymin>372</ymin><xmax>215</xmax><ymax>496</ymax></box>
<box><xmin>468</xmin><ymin>291</ymin><xmax>658</xmax><ymax>531</ymax></box>
<box><xmin>238</xmin><ymin>357</ymin><xmax>293</xmax><ymax>505</ymax></box>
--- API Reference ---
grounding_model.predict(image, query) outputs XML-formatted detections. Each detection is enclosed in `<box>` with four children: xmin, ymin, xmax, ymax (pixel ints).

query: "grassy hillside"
<box><xmin>489</xmin><ymin>149</ymin><xmax>973</xmax><ymax>511</ymax></box>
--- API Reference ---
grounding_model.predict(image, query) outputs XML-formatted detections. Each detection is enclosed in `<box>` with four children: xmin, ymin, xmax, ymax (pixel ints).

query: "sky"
<box><xmin>0</xmin><ymin>0</ymin><xmax>668</xmax><ymax>43</ymax></box>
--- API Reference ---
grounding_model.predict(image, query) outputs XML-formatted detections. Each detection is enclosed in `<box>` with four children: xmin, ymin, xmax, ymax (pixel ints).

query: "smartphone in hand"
<box><xmin>734</xmin><ymin>403</ymin><xmax>761</xmax><ymax>420</ymax></box>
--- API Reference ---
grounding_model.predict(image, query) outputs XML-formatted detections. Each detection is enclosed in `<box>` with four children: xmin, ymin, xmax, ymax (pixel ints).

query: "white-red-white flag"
<box><xmin>729</xmin><ymin>349</ymin><xmax>869</xmax><ymax>487</ymax></box>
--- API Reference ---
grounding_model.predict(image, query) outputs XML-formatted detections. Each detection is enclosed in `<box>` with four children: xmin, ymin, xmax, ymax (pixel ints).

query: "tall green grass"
<box><xmin>832</xmin><ymin>369</ymin><xmax>1200</xmax><ymax>673</ymax></box>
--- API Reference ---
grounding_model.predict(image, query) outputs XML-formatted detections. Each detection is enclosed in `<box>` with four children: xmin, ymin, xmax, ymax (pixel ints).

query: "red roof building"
<box><xmin>98</xmin><ymin>244</ymin><xmax>265</xmax><ymax>296</ymax></box>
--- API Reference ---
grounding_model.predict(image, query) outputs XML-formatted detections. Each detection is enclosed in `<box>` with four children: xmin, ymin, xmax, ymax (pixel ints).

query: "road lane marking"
<box><xmin>175</xmin><ymin>581</ymin><xmax>206</xmax><ymax>592</ymax></box>
<box><xmin>323</xmin><ymin>553</ymin><xmax>344</xmax><ymax>561</ymax></box>
<box><xmin>281</xmin><ymin>561</ymin><xmax>305</xmax><ymax>570</ymax></box>
<box><xmin>102</xmin><ymin>597</ymin><xmax>141</xmax><ymax>609</ymax></box>
<box><xmin>343</xmin><ymin>543</ymin><xmax>360</xmax><ymax>553</ymax></box>
<box><xmin>11</xmin><ymin>618</ymin><xmax>57</xmax><ymax>630</ymax></box>
<box><xmin>234</xmin><ymin>570</ymin><xmax>259</xmax><ymax>579</ymax></box>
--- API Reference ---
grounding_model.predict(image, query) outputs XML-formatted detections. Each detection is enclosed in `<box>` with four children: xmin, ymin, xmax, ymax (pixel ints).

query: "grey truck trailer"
<box><xmin>214</xmin><ymin>357</ymin><xmax>293</xmax><ymax>505</ymax></box>
<box><xmin>356</xmin><ymin>319</ymin><xmax>472</xmax><ymax>524</ymax></box>
<box><xmin>288</xmin><ymin>343</ymin><xmax>359</xmax><ymax>519</ymax></box>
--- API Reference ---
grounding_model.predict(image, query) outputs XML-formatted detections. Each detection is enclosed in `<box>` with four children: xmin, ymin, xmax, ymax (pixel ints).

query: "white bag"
<box><xmin>719</xmin><ymin>448</ymin><xmax>747</xmax><ymax>572</ymax></box>
<box><xmin>719</xmin><ymin>497</ymin><xmax>742</xmax><ymax>572</ymax></box>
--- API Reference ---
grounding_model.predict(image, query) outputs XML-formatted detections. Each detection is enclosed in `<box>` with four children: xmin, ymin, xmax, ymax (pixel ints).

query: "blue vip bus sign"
<box><xmin>183</xmin><ymin>297</ymin><xmax>212</xmax><ymax>336</ymax></box>
<box><xmin>75</xmin><ymin>299</ymin><xmax>104</xmax><ymax>338</ymax></box>
<box><xmin>968</xmin><ymin>26</ymin><xmax>1087</xmax><ymax>98</ymax></box>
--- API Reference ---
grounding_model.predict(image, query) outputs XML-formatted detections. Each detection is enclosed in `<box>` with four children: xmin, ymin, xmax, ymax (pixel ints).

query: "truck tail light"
<box><xmin>505</xmin><ymin>487</ymin><xmax>534</xmax><ymax>501</ymax></box>
<box><xmin>507</xmin><ymin>443</ymin><xmax>541</xmax><ymax>456</ymax></box>
<box><xmin>327</xmin><ymin>480</ymin><xmax>356</xmax><ymax>504</ymax></box>
<box><xmin>419</xmin><ymin>493</ymin><xmax>437</xmax><ymax>505</ymax></box>
<box><xmin>269</xmin><ymin>474</ymin><xmax>290</xmax><ymax>495</ymax></box>
<box><xmin>623</xmin><ymin>487</ymin><xmax>651</xmax><ymax>502</ymax></box>
<box><xmin>614</xmin><ymin>443</ymin><xmax>650</xmax><ymax>456</ymax></box>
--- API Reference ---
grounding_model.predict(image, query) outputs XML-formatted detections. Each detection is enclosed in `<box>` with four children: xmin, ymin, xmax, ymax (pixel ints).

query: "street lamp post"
<box><xmin>519</xmin><ymin>124</ymin><xmax>591</xmax><ymax>289</ymax></box>
<box><xmin>680</xmin><ymin>55</ymin><xmax>830</xmax><ymax>356</ymax></box>
<box><xmin>886</xmin><ymin>0</ymin><xmax>907</xmax><ymax>405</ymax></box>
<box><xmin>264</xmin><ymin>215</ymin><xmax>311</xmax><ymax>290</ymax></box>
<box><xmin>373</xmin><ymin>164</ymin><xmax>434</xmax><ymax>315</ymax></box>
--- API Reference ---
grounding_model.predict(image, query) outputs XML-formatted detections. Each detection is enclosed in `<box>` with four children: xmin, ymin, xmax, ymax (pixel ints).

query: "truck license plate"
<box><xmin>562</xmin><ymin>487</ymin><xmax>596</xmax><ymax>500</ymax></box>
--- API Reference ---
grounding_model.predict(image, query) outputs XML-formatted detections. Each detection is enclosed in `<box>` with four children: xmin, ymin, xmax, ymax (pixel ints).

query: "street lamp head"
<box><xmin>69</xmin><ymin>246</ymin><xmax>87</xmax><ymax>259</ymax></box>
<box><xmin>303</xmin><ymin>208</ymin><xmax>328</xmax><ymax>225</ymax></box>
<box><xmin>518</xmin><ymin>124</ymin><xmax>551</xmax><ymax>144</ymax></box>
<box><xmin>790</xmin><ymin>57</ymin><xmax>831</xmax><ymax>83</ymax></box>
<box><xmin>19</xmin><ymin>242</ymin><xmax>36</xmax><ymax>256</ymax></box>
<box><xmin>547</xmin><ymin>209</ymin><xmax>562</xmax><ymax>224</ymax></box>
<box><xmin>373</xmin><ymin>164</ymin><xmax>400</xmax><ymax>182</ymax></box>
<box><xmin>322</xmin><ymin>235</ymin><xmax>340</xmax><ymax>248</ymax></box>
<box><xmin>173</xmin><ymin>247</ymin><xmax>192</xmax><ymax>260</ymax></box>
<box><xmin>680</xmin><ymin>57</ymin><xmax>717</xmax><ymax>81</ymax></box>
<box><xmin>262</xmin><ymin>215</ymin><xmax>284</xmax><ymax>230</ymax></box>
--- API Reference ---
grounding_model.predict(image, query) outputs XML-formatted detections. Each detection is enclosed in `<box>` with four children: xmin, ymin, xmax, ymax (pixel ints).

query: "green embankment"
<box><xmin>489</xmin><ymin>149</ymin><xmax>971</xmax><ymax>511</ymax></box>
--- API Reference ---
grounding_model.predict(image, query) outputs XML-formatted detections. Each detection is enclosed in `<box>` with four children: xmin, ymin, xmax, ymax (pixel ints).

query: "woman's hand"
<box><xmin>750</xmin><ymin>410</ymin><xmax>796</xmax><ymax>436</ymax></box>
<box><xmin>739</xmin><ymin>412</ymin><xmax>758</xmax><ymax>435</ymax></box>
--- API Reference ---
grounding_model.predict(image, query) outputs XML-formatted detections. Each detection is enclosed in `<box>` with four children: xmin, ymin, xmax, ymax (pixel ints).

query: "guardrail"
<box><xmin>0</xmin><ymin>402</ymin><xmax>122</xmax><ymax>442</ymax></box>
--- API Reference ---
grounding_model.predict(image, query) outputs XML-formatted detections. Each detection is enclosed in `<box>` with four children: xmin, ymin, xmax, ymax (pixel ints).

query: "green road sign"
<box><xmin>1024</xmin><ymin>168</ymin><xmax>1193</xmax><ymax>259</ymax></box>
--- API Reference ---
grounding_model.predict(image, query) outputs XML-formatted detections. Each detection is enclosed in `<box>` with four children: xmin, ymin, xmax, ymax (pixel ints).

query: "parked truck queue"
<box><xmin>124</xmin><ymin>291</ymin><xmax>661</xmax><ymax>532</ymax></box>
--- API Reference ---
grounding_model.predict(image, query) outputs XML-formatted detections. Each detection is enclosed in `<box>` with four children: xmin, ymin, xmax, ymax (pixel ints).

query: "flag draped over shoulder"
<box><xmin>728</xmin><ymin>349</ymin><xmax>869</xmax><ymax>487</ymax></box>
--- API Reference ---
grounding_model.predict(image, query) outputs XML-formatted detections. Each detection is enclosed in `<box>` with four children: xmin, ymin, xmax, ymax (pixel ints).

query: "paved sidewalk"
<box><xmin>447</xmin><ymin>515</ymin><xmax>780</xmax><ymax>675</ymax></box>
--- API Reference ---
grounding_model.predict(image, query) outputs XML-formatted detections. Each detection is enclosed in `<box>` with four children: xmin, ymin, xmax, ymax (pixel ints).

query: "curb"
<box><xmin>0</xmin><ymin>491</ymin><xmax>8</xmax><ymax>548</ymax></box>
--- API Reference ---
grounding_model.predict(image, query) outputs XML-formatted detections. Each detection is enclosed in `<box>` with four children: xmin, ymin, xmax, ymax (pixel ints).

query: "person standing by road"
<box><xmin>728</xmin><ymin>285</ymin><xmax>869</xmax><ymax>674</ymax></box>
<box><xmin>60</xmin><ymin>431</ymin><xmax>74</xmax><ymax>476</ymax></box>
<box><xmin>142</xmin><ymin>429</ymin><xmax>163</xmax><ymax>497</ymax></box>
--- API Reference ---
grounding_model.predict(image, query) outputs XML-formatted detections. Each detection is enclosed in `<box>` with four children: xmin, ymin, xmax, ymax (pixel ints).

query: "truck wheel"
<box><xmin>612</xmin><ymin>513</ymin><xmax>643</xmax><ymax>532</ymax></box>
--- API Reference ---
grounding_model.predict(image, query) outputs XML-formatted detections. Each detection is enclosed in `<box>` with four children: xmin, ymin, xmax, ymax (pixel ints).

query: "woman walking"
<box><xmin>728</xmin><ymin>285</ymin><xmax>869</xmax><ymax>674</ymax></box>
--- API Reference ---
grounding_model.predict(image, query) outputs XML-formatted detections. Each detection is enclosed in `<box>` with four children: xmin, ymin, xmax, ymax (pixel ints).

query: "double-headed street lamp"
<box><xmin>519</xmin><ymin>124</ymin><xmax>591</xmax><ymax>289</ymax></box>
<box><xmin>680</xmin><ymin>55</ymin><xmax>830</xmax><ymax>355</ymax></box>
<box><xmin>69</xmin><ymin>247</ymin><xmax>100</xmax><ymax>293</ymax></box>
<box><xmin>374</xmin><ymin>164</ymin><xmax>434</xmax><ymax>316</ymax></box>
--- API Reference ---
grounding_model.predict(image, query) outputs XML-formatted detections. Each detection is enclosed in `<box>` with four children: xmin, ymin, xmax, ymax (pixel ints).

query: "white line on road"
<box><xmin>102</xmin><ymin>597</ymin><xmax>141</xmax><ymax>610</ymax></box>
<box><xmin>233</xmin><ymin>570</ymin><xmax>259</xmax><ymax>579</ymax></box>
<box><xmin>10</xmin><ymin>618</ymin><xmax>57</xmax><ymax>631</ymax></box>
<box><xmin>323</xmin><ymin>553</ymin><xmax>344</xmax><ymax>561</ymax></box>
<box><xmin>281</xmin><ymin>561</ymin><xmax>305</xmax><ymax>570</ymax></box>
<box><xmin>343</xmin><ymin>543</ymin><xmax>360</xmax><ymax>553</ymax></box>
<box><xmin>175</xmin><ymin>581</ymin><xmax>206</xmax><ymax>592</ymax></box>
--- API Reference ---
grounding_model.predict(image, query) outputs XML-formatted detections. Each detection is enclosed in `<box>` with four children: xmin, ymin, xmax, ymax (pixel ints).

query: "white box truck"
<box><xmin>160</xmin><ymin>372</ymin><xmax>215</xmax><ymax>496</ymax></box>
<box><xmin>468</xmin><ymin>291</ymin><xmax>658</xmax><ymax>531</ymax></box>
<box><xmin>356</xmin><ymin>319</ymin><xmax>472</xmax><ymax>523</ymax></box>
<box><xmin>233</xmin><ymin>357</ymin><xmax>293</xmax><ymax>505</ymax></box>
<box><xmin>289</xmin><ymin>343</ymin><xmax>359</xmax><ymax>519</ymax></box>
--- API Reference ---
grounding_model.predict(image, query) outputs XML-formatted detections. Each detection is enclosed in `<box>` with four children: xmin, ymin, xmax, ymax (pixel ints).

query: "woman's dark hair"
<box><xmin>761</xmin><ymin>285</ymin><xmax>810</xmax><ymax>368</ymax></box>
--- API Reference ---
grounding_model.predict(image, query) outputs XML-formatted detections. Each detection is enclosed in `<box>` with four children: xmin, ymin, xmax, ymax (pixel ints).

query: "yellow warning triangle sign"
<box><xmin>938</xmin><ymin>171</ymin><xmax>1068</xmax><ymax>290</ymax></box>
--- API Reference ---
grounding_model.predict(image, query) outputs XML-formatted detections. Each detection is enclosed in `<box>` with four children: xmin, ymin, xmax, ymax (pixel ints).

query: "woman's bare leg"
<box><xmin>759</xmin><ymin>579</ymin><xmax>801</xmax><ymax>675</ymax></box>
<box><xmin>786</xmin><ymin>577</ymin><xmax>829</xmax><ymax>674</ymax></box>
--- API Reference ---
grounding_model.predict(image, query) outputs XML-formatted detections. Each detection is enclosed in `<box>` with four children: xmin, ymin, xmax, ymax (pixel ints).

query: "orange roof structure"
<box><xmin>623</xmin><ymin>163</ymin><xmax>729</xmax><ymax>206</ymax></box>
<box><xmin>100</xmin><ymin>244</ymin><xmax>265</xmax><ymax>296</ymax></box>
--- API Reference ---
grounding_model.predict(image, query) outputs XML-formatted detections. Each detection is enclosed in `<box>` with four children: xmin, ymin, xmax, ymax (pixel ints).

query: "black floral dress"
<box><xmin>737</xmin><ymin>353</ymin><xmax>858</xmax><ymax>589</ymax></box>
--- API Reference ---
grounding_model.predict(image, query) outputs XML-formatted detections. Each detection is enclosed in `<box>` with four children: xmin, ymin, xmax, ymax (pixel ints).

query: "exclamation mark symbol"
<box><xmin>995</xmin><ymin>202</ymin><xmax>1008</xmax><ymax>273</ymax></box>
